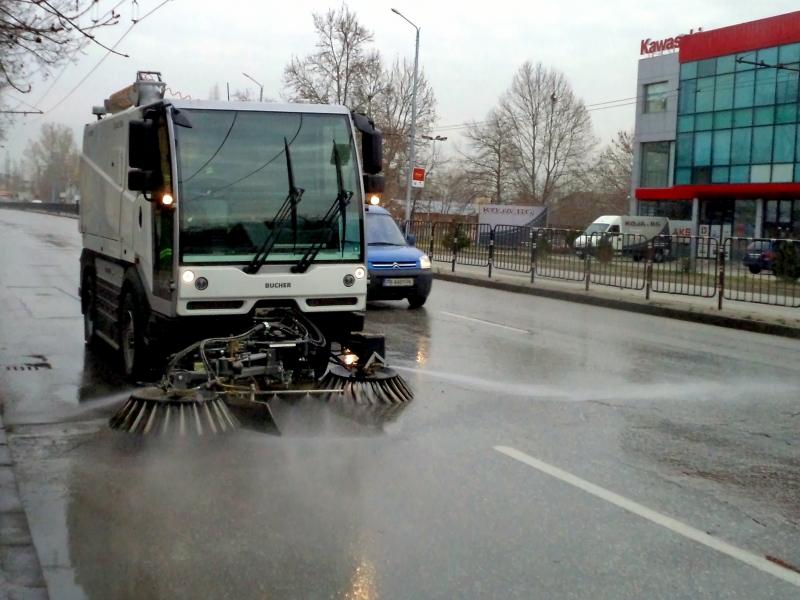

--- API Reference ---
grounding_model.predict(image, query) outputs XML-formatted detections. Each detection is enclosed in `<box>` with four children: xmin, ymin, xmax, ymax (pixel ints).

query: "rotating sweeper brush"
<box><xmin>108</xmin><ymin>309</ymin><xmax>413</xmax><ymax>436</ymax></box>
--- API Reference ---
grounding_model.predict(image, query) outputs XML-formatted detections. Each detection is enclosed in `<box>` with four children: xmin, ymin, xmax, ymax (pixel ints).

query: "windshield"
<box><xmin>366</xmin><ymin>213</ymin><xmax>406</xmax><ymax>246</ymax></box>
<box><xmin>175</xmin><ymin>109</ymin><xmax>362</xmax><ymax>264</ymax></box>
<box><xmin>584</xmin><ymin>222</ymin><xmax>610</xmax><ymax>235</ymax></box>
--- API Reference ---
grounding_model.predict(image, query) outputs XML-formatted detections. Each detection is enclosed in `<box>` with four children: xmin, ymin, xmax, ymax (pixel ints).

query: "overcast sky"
<box><xmin>3</xmin><ymin>1</ymin><xmax>798</xmax><ymax>163</ymax></box>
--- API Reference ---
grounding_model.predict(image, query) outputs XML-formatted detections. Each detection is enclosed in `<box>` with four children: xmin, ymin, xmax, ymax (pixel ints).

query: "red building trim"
<box><xmin>679</xmin><ymin>11</ymin><xmax>800</xmax><ymax>63</ymax></box>
<box><xmin>636</xmin><ymin>184</ymin><xmax>800</xmax><ymax>200</ymax></box>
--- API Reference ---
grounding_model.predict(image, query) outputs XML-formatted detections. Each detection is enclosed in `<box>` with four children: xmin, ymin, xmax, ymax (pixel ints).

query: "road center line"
<box><xmin>493</xmin><ymin>446</ymin><xmax>800</xmax><ymax>588</ymax></box>
<box><xmin>440</xmin><ymin>311</ymin><xmax>529</xmax><ymax>333</ymax></box>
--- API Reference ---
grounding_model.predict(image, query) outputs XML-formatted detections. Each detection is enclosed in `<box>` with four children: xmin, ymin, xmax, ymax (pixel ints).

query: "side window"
<box><xmin>644</xmin><ymin>82</ymin><xmax>669</xmax><ymax>113</ymax></box>
<box><xmin>608</xmin><ymin>225</ymin><xmax>620</xmax><ymax>234</ymax></box>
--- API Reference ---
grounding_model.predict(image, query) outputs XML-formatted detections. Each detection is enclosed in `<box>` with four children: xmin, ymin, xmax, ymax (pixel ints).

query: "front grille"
<box><xmin>186</xmin><ymin>300</ymin><xmax>245</xmax><ymax>310</ymax></box>
<box><xmin>370</xmin><ymin>262</ymin><xmax>417</xmax><ymax>269</ymax></box>
<box><xmin>306</xmin><ymin>297</ymin><xmax>359</xmax><ymax>307</ymax></box>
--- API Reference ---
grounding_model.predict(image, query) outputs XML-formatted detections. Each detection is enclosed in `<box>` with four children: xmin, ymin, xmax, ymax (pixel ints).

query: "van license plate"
<box><xmin>383</xmin><ymin>278</ymin><xmax>414</xmax><ymax>287</ymax></box>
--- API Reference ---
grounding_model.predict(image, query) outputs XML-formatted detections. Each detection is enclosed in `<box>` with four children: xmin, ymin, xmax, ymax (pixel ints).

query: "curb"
<box><xmin>0</xmin><ymin>413</ymin><xmax>48</xmax><ymax>599</ymax></box>
<box><xmin>434</xmin><ymin>272</ymin><xmax>800</xmax><ymax>340</ymax></box>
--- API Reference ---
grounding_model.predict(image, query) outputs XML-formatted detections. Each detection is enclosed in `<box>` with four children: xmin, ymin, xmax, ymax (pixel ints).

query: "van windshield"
<box><xmin>366</xmin><ymin>213</ymin><xmax>407</xmax><ymax>246</ymax></box>
<box><xmin>175</xmin><ymin>109</ymin><xmax>362</xmax><ymax>264</ymax></box>
<box><xmin>585</xmin><ymin>223</ymin><xmax>610</xmax><ymax>235</ymax></box>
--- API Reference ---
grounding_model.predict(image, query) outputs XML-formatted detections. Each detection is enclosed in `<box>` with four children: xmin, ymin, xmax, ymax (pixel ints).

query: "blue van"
<box><xmin>365</xmin><ymin>205</ymin><xmax>432</xmax><ymax>308</ymax></box>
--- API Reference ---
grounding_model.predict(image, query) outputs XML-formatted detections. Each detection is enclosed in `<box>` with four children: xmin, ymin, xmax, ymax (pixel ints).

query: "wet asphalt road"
<box><xmin>1</xmin><ymin>208</ymin><xmax>800</xmax><ymax>599</ymax></box>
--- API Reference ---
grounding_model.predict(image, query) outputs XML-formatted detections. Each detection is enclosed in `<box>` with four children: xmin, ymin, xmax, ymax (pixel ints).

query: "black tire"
<box><xmin>748</xmin><ymin>264</ymin><xmax>761</xmax><ymax>275</ymax></box>
<box><xmin>653</xmin><ymin>249</ymin><xmax>664</xmax><ymax>263</ymax></box>
<box><xmin>83</xmin><ymin>272</ymin><xmax>97</xmax><ymax>346</ymax></box>
<box><xmin>408</xmin><ymin>295</ymin><xmax>427</xmax><ymax>309</ymax></box>
<box><xmin>119</xmin><ymin>290</ymin><xmax>149</xmax><ymax>379</ymax></box>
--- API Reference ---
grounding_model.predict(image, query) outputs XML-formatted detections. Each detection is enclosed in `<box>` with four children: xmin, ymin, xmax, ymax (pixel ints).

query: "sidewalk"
<box><xmin>0</xmin><ymin>411</ymin><xmax>47</xmax><ymax>599</ymax></box>
<box><xmin>434</xmin><ymin>263</ymin><xmax>800</xmax><ymax>340</ymax></box>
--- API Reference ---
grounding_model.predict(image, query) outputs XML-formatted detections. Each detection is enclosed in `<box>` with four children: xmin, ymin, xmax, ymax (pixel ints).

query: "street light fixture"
<box><xmin>421</xmin><ymin>135</ymin><xmax>447</xmax><ymax>174</ymax></box>
<box><xmin>392</xmin><ymin>8</ymin><xmax>420</xmax><ymax>227</ymax></box>
<box><xmin>242</xmin><ymin>72</ymin><xmax>264</xmax><ymax>102</ymax></box>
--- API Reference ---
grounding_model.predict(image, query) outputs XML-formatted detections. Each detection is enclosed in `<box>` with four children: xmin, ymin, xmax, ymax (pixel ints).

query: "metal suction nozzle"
<box><xmin>109</xmin><ymin>387</ymin><xmax>240</xmax><ymax>436</ymax></box>
<box><xmin>317</xmin><ymin>364</ymin><xmax>414</xmax><ymax>405</ymax></box>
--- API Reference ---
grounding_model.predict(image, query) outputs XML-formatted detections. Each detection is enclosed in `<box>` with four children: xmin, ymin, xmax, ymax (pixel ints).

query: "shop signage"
<box><xmin>478</xmin><ymin>204</ymin><xmax>546</xmax><ymax>227</ymax></box>
<box><xmin>640</xmin><ymin>28</ymin><xmax>702</xmax><ymax>56</ymax></box>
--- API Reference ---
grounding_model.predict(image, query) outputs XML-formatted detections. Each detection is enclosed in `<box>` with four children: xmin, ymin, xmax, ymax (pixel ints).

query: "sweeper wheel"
<box><xmin>317</xmin><ymin>364</ymin><xmax>413</xmax><ymax>405</ymax></box>
<box><xmin>109</xmin><ymin>386</ymin><xmax>240</xmax><ymax>436</ymax></box>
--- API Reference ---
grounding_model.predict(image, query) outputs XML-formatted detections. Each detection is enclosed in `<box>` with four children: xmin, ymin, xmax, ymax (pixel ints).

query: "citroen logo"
<box><xmin>392</xmin><ymin>262</ymin><xmax>400</xmax><ymax>269</ymax></box>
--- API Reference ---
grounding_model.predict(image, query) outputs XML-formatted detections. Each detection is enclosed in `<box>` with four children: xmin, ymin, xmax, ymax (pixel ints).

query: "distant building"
<box><xmin>631</xmin><ymin>10</ymin><xmax>800</xmax><ymax>240</ymax></box>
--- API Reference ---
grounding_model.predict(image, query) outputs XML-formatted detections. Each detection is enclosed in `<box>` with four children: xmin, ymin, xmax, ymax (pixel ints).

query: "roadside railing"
<box><xmin>533</xmin><ymin>228</ymin><xmax>586</xmax><ymax>282</ymax></box>
<box><xmin>493</xmin><ymin>225</ymin><xmax>533</xmax><ymax>274</ymax></box>
<box><xmin>722</xmin><ymin>238</ymin><xmax>800</xmax><ymax>308</ymax></box>
<box><xmin>587</xmin><ymin>232</ymin><xmax>648</xmax><ymax>291</ymax></box>
<box><xmin>379</xmin><ymin>216</ymin><xmax>800</xmax><ymax>311</ymax></box>
<box><xmin>650</xmin><ymin>236</ymin><xmax>718</xmax><ymax>298</ymax></box>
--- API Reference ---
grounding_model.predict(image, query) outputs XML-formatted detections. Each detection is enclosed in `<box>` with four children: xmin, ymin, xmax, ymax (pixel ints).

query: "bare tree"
<box><xmin>591</xmin><ymin>130</ymin><xmax>633</xmax><ymax>199</ymax></box>
<box><xmin>282</xmin><ymin>2</ymin><xmax>382</xmax><ymax>110</ymax></box>
<box><xmin>500</xmin><ymin>61</ymin><xmax>596</xmax><ymax>208</ymax></box>
<box><xmin>429</xmin><ymin>164</ymin><xmax>482</xmax><ymax>217</ymax></box>
<box><xmin>231</xmin><ymin>88</ymin><xmax>256</xmax><ymax>102</ymax></box>
<box><xmin>24</xmin><ymin>122</ymin><xmax>78</xmax><ymax>202</ymax></box>
<box><xmin>461</xmin><ymin>108</ymin><xmax>513</xmax><ymax>204</ymax></box>
<box><xmin>208</xmin><ymin>83</ymin><xmax>221</xmax><ymax>101</ymax></box>
<box><xmin>0</xmin><ymin>1</ymin><xmax>120</xmax><ymax>93</ymax></box>
<box><xmin>369</xmin><ymin>57</ymin><xmax>437</xmax><ymax>214</ymax></box>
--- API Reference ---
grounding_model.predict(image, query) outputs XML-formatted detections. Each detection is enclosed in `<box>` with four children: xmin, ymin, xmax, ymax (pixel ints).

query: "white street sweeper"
<box><xmin>79</xmin><ymin>72</ymin><xmax>412</xmax><ymax>435</ymax></box>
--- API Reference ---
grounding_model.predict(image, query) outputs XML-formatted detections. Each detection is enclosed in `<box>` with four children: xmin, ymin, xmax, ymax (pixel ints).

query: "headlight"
<box><xmin>419</xmin><ymin>255</ymin><xmax>431</xmax><ymax>269</ymax></box>
<box><xmin>161</xmin><ymin>194</ymin><xmax>174</xmax><ymax>206</ymax></box>
<box><xmin>369</xmin><ymin>195</ymin><xmax>380</xmax><ymax>205</ymax></box>
<box><xmin>182</xmin><ymin>270</ymin><xmax>195</xmax><ymax>283</ymax></box>
<box><xmin>354</xmin><ymin>267</ymin><xmax>366</xmax><ymax>279</ymax></box>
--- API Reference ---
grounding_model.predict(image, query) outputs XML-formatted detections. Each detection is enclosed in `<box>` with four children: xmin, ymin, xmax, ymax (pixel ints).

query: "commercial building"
<box><xmin>631</xmin><ymin>10</ymin><xmax>800</xmax><ymax>240</ymax></box>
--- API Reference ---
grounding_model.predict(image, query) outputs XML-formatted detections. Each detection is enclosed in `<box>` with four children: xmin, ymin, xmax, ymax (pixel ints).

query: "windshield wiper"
<box><xmin>291</xmin><ymin>142</ymin><xmax>353</xmax><ymax>274</ymax></box>
<box><xmin>244</xmin><ymin>138</ymin><xmax>304</xmax><ymax>274</ymax></box>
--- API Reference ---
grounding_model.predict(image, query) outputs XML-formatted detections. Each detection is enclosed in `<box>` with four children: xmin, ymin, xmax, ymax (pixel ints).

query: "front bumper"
<box><xmin>367</xmin><ymin>268</ymin><xmax>433</xmax><ymax>300</ymax></box>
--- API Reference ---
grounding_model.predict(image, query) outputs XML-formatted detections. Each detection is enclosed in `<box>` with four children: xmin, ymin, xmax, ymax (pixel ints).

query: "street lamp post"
<box><xmin>392</xmin><ymin>8</ymin><xmax>420</xmax><ymax>226</ymax></box>
<box><xmin>242</xmin><ymin>72</ymin><xmax>264</xmax><ymax>102</ymax></box>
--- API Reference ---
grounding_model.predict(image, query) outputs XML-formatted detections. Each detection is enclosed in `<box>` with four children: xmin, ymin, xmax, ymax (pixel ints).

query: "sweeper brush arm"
<box><xmin>108</xmin><ymin>308</ymin><xmax>413</xmax><ymax>436</ymax></box>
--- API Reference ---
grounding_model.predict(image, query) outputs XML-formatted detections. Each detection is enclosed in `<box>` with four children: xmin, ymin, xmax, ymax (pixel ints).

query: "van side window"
<box><xmin>608</xmin><ymin>225</ymin><xmax>620</xmax><ymax>233</ymax></box>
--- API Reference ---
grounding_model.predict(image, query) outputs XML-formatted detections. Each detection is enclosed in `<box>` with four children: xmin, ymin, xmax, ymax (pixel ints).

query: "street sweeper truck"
<box><xmin>79</xmin><ymin>72</ymin><xmax>412</xmax><ymax>435</ymax></box>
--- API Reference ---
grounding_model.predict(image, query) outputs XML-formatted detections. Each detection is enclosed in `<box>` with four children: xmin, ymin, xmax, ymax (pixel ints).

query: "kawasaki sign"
<box><xmin>640</xmin><ymin>28</ymin><xmax>702</xmax><ymax>56</ymax></box>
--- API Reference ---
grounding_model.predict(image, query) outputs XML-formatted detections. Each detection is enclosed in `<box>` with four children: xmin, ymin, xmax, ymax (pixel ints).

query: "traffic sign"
<box><xmin>412</xmin><ymin>167</ymin><xmax>425</xmax><ymax>188</ymax></box>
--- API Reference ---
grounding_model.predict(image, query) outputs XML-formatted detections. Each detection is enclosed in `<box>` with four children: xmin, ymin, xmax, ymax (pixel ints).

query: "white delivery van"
<box><xmin>574</xmin><ymin>216</ymin><xmax>671</xmax><ymax>262</ymax></box>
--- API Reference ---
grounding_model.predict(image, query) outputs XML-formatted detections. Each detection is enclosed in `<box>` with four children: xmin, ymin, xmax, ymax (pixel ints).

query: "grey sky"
<box><xmin>4</xmin><ymin>1</ymin><xmax>799</xmax><ymax>162</ymax></box>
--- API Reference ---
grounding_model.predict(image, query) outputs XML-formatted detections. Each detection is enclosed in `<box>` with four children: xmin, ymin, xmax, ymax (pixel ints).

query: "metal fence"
<box><xmin>454</xmin><ymin>223</ymin><xmax>491</xmax><ymax>267</ymax></box>
<box><xmin>533</xmin><ymin>229</ymin><xmax>586</xmax><ymax>282</ymax></box>
<box><xmin>392</xmin><ymin>217</ymin><xmax>800</xmax><ymax>310</ymax></box>
<box><xmin>493</xmin><ymin>225</ymin><xmax>533</xmax><ymax>273</ymax></box>
<box><xmin>585</xmin><ymin>233</ymin><xmax>648</xmax><ymax>290</ymax></box>
<box><xmin>650</xmin><ymin>236</ymin><xmax>718</xmax><ymax>298</ymax></box>
<box><xmin>722</xmin><ymin>237</ymin><xmax>800</xmax><ymax>308</ymax></box>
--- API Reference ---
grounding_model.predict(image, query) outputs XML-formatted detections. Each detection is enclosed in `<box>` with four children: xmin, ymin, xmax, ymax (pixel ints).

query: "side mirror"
<box><xmin>406</xmin><ymin>234</ymin><xmax>416</xmax><ymax>247</ymax></box>
<box><xmin>127</xmin><ymin>170</ymin><xmax>159</xmax><ymax>194</ymax></box>
<box><xmin>128</xmin><ymin>120</ymin><xmax>157</xmax><ymax>169</ymax></box>
<box><xmin>352</xmin><ymin>112</ymin><xmax>383</xmax><ymax>175</ymax></box>
<box><xmin>363</xmin><ymin>174</ymin><xmax>385</xmax><ymax>194</ymax></box>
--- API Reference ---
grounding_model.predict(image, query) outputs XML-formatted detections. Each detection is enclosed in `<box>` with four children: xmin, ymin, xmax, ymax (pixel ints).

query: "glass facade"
<box><xmin>676</xmin><ymin>42</ymin><xmax>800</xmax><ymax>185</ymax></box>
<box><xmin>638</xmin><ymin>200</ymin><xmax>693</xmax><ymax>220</ymax></box>
<box><xmin>640</xmin><ymin>141</ymin><xmax>671</xmax><ymax>187</ymax></box>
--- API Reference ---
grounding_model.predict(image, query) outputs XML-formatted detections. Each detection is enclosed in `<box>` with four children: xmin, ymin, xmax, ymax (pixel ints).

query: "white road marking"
<box><xmin>440</xmin><ymin>311</ymin><xmax>529</xmax><ymax>333</ymax></box>
<box><xmin>493</xmin><ymin>446</ymin><xmax>800</xmax><ymax>588</ymax></box>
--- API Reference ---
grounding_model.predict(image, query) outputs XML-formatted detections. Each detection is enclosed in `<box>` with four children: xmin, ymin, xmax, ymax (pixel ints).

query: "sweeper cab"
<box><xmin>79</xmin><ymin>71</ymin><xmax>412</xmax><ymax>435</ymax></box>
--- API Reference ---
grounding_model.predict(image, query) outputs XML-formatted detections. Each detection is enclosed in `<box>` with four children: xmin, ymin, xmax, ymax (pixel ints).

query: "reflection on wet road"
<box><xmin>2</xmin><ymin>209</ymin><xmax>800</xmax><ymax>599</ymax></box>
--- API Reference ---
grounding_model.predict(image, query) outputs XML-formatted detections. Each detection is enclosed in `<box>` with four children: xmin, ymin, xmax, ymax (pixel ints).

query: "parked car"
<box><xmin>365</xmin><ymin>205</ymin><xmax>432</xmax><ymax>308</ymax></box>
<box><xmin>742</xmin><ymin>240</ymin><xmax>800</xmax><ymax>277</ymax></box>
